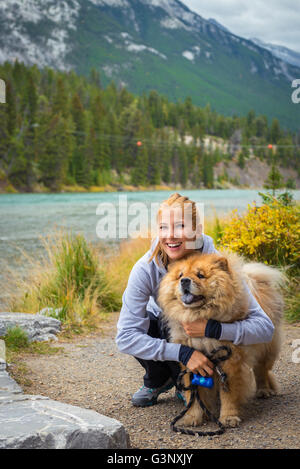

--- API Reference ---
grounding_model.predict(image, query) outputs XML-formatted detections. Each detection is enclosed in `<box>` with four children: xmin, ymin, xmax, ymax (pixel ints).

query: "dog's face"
<box><xmin>163</xmin><ymin>253</ymin><xmax>232</xmax><ymax>310</ymax></box>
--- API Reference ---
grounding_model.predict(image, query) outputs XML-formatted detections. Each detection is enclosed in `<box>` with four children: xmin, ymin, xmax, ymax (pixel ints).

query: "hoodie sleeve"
<box><xmin>115</xmin><ymin>259</ymin><xmax>181</xmax><ymax>362</ymax></box>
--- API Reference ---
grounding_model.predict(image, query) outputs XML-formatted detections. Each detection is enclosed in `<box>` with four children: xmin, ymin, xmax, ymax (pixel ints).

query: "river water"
<box><xmin>0</xmin><ymin>189</ymin><xmax>299</xmax><ymax>308</ymax></box>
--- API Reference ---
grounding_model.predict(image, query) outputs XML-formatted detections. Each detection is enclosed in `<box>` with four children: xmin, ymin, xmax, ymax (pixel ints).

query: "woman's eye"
<box><xmin>197</xmin><ymin>272</ymin><xmax>205</xmax><ymax>279</ymax></box>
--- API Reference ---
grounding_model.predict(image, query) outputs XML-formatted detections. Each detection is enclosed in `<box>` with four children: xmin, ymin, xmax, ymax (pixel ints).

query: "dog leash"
<box><xmin>170</xmin><ymin>345</ymin><xmax>232</xmax><ymax>437</ymax></box>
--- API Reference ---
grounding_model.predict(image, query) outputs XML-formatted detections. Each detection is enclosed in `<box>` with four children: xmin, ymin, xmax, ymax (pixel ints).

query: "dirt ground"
<box><xmin>9</xmin><ymin>313</ymin><xmax>300</xmax><ymax>449</ymax></box>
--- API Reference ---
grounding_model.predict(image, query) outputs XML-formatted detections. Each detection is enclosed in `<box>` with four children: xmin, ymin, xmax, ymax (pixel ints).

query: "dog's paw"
<box><xmin>219</xmin><ymin>415</ymin><xmax>241</xmax><ymax>427</ymax></box>
<box><xmin>180</xmin><ymin>410</ymin><xmax>203</xmax><ymax>427</ymax></box>
<box><xmin>256</xmin><ymin>388</ymin><xmax>277</xmax><ymax>399</ymax></box>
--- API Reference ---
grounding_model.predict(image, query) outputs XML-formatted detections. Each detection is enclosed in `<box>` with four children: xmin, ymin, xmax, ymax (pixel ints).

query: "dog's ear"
<box><xmin>213</xmin><ymin>256</ymin><xmax>229</xmax><ymax>272</ymax></box>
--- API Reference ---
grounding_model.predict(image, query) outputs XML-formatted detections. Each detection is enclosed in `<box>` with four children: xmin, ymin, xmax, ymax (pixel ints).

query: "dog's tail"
<box><xmin>242</xmin><ymin>262</ymin><xmax>287</xmax><ymax>322</ymax></box>
<box><xmin>243</xmin><ymin>262</ymin><xmax>287</xmax><ymax>289</ymax></box>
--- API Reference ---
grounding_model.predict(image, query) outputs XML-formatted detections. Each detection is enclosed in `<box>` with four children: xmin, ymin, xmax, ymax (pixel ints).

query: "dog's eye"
<box><xmin>197</xmin><ymin>272</ymin><xmax>205</xmax><ymax>279</ymax></box>
<box><xmin>178</xmin><ymin>272</ymin><xmax>183</xmax><ymax>279</ymax></box>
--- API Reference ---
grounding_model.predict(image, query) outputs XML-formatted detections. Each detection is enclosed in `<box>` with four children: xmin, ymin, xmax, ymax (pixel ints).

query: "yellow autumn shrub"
<box><xmin>221</xmin><ymin>200</ymin><xmax>300</xmax><ymax>268</ymax></box>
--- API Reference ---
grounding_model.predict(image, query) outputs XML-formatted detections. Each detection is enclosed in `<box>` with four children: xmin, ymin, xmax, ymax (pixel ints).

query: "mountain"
<box><xmin>207</xmin><ymin>18</ymin><xmax>231</xmax><ymax>34</ymax></box>
<box><xmin>0</xmin><ymin>0</ymin><xmax>299</xmax><ymax>130</ymax></box>
<box><xmin>251</xmin><ymin>38</ymin><xmax>300</xmax><ymax>69</ymax></box>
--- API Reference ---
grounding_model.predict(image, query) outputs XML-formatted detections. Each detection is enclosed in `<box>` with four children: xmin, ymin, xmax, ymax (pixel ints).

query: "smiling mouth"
<box><xmin>181</xmin><ymin>292</ymin><xmax>205</xmax><ymax>305</ymax></box>
<box><xmin>166</xmin><ymin>242</ymin><xmax>182</xmax><ymax>249</ymax></box>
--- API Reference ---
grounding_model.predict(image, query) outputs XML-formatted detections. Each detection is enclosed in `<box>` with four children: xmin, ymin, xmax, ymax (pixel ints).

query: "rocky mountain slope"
<box><xmin>0</xmin><ymin>0</ymin><xmax>299</xmax><ymax>129</ymax></box>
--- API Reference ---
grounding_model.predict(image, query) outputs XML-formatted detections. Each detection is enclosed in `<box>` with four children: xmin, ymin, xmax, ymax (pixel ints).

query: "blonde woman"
<box><xmin>116</xmin><ymin>193</ymin><xmax>274</xmax><ymax>407</ymax></box>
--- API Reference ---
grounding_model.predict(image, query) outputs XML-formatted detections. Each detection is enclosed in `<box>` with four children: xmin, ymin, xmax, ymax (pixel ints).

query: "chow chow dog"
<box><xmin>158</xmin><ymin>252</ymin><xmax>285</xmax><ymax>428</ymax></box>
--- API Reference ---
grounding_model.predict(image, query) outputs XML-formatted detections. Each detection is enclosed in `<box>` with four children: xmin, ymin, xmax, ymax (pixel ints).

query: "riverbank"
<box><xmin>0</xmin><ymin>180</ymin><xmax>254</xmax><ymax>194</ymax></box>
<box><xmin>1</xmin><ymin>155</ymin><xmax>299</xmax><ymax>195</ymax></box>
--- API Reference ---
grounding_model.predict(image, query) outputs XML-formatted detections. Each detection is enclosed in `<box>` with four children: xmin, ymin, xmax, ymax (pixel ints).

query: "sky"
<box><xmin>181</xmin><ymin>0</ymin><xmax>300</xmax><ymax>53</ymax></box>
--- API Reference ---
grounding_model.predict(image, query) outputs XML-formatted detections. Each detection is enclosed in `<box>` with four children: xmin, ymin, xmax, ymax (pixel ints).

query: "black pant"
<box><xmin>134</xmin><ymin>312</ymin><xmax>181</xmax><ymax>388</ymax></box>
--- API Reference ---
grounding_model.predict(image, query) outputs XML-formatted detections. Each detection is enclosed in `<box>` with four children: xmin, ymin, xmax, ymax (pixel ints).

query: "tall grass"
<box><xmin>7</xmin><ymin>230</ymin><xmax>121</xmax><ymax>327</ymax></box>
<box><xmin>104</xmin><ymin>234</ymin><xmax>152</xmax><ymax>298</ymax></box>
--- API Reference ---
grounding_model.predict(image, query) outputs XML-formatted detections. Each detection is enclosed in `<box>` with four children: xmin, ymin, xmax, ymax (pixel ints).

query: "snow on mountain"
<box><xmin>119</xmin><ymin>32</ymin><xmax>167</xmax><ymax>59</ymax></box>
<box><xmin>207</xmin><ymin>18</ymin><xmax>231</xmax><ymax>33</ymax></box>
<box><xmin>89</xmin><ymin>0</ymin><xmax>129</xmax><ymax>6</ymax></box>
<box><xmin>0</xmin><ymin>0</ymin><xmax>80</xmax><ymax>70</ymax></box>
<box><xmin>251</xmin><ymin>37</ymin><xmax>300</xmax><ymax>68</ymax></box>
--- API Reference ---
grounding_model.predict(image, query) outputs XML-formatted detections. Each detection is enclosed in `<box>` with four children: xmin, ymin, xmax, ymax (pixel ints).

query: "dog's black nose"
<box><xmin>180</xmin><ymin>277</ymin><xmax>191</xmax><ymax>288</ymax></box>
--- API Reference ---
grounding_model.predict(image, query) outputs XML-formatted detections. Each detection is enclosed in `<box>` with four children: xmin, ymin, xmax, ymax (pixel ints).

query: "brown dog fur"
<box><xmin>158</xmin><ymin>252</ymin><xmax>285</xmax><ymax>428</ymax></box>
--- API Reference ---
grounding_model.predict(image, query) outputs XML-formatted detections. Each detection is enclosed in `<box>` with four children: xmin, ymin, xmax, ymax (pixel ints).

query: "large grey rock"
<box><xmin>0</xmin><ymin>313</ymin><xmax>61</xmax><ymax>342</ymax></box>
<box><xmin>0</xmin><ymin>341</ymin><xmax>129</xmax><ymax>449</ymax></box>
<box><xmin>0</xmin><ymin>370</ymin><xmax>23</xmax><ymax>397</ymax></box>
<box><xmin>0</xmin><ymin>394</ymin><xmax>129</xmax><ymax>449</ymax></box>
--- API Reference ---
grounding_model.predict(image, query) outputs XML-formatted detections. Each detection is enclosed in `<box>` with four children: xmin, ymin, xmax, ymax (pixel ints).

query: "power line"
<box><xmin>67</xmin><ymin>130</ymin><xmax>300</xmax><ymax>150</ymax></box>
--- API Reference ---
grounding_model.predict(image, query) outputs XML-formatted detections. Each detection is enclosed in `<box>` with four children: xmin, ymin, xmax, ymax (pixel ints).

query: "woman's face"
<box><xmin>158</xmin><ymin>206</ymin><xmax>201</xmax><ymax>263</ymax></box>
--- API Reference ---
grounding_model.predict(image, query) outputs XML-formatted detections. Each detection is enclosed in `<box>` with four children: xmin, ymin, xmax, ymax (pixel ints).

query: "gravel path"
<box><xmin>10</xmin><ymin>313</ymin><xmax>300</xmax><ymax>449</ymax></box>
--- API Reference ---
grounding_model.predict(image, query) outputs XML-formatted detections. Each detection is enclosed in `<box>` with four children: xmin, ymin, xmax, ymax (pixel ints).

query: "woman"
<box><xmin>115</xmin><ymin>193</ymin><xmax>274</xmax><ymax>407</ymax></box>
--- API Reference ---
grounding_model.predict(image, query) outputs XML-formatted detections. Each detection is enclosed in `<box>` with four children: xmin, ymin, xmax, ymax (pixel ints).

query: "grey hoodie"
<box><xmin>115</xmin><ymin>234</ymin><xmax>275</xmax><ymax>362</ymax></box>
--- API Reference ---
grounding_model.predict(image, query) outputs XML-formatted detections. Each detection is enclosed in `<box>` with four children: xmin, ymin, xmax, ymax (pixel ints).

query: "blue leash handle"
<box><xmin>191</xmin><ymin>374</ymin><xmax>214</xmax><ymax>388</ymax></box>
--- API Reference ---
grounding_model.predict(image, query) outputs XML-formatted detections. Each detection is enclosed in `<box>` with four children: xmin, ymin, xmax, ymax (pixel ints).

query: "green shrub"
<box><xmin>4</xmin><ymin>326</ymin><xmax>29</xmax><ymax>350</ymax></box>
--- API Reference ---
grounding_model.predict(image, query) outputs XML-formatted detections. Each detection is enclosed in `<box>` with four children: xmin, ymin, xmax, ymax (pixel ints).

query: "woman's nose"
<box><xmin>165</xmin><ymin>225</ymin><xmax>175</xmax><ymax>239</ymax></box>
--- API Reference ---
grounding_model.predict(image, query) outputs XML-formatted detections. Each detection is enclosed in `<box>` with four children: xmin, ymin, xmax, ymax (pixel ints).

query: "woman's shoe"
<box><xmin>132</xmin><ymin>377</ymin><xmax>174</xmax><ymax>407</ymax></box>
<box><xmin>175</xmin><ymin>389</ymin><xmax>187</xmax><ymax>406</ymax></box>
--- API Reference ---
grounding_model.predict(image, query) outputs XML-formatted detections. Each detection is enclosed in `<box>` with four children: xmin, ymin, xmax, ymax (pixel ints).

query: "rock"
<box><xmin>0</xmin><ymin>341</ymin><xmax>129</xmax><ymax>449</ymax></box>
<box><xmin>37</xmin><ymin>307</ymin><xmax>63</xmax><ymax>319</ymax></box>
<box><xmin>0</xmin><ymin>313</ymin><xmax>61</xmax><ymax>342</ymax></box>
<box><xmin>0</xmin><ymin>395</ymin><xmax>129</xmax><ymax>449</ymax></box>
<box><xmin>0</xmin><ymin>370</ymin><xmax>23</xmax><ymax>398</ymax></box>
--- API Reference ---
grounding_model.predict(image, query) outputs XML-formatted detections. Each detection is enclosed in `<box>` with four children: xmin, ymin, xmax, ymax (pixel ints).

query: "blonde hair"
<box><xmin>148</xmin><ymin>193</ymin><xmax>201</xmax><ymax>268</ymax></box>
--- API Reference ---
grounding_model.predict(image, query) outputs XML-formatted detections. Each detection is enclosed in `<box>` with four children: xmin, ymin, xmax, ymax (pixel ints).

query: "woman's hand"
<box><xmin>186</xmin><ymin>350</ymin><xmax>214</xmax><ymax>376</ymax></box>
<box><xmin>181</xmin><ymin>319</ymin><xmax>207</xmax><ymax>338</ymax></box>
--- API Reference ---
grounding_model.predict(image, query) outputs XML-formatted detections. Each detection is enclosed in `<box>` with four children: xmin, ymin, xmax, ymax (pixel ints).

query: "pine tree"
<box><xmin>52</xmin><ymin>76</ymin><xmax>68</xmax><ymax>118</ymax></box>
<box><xmin>131</xmin><ymin>144</ymin><xmax>148</xmax><ymax>186</ymax></box>
<box><xmin>89</xmin><ymin>68</ymin><xmax>101</xmax><ymax>88</ymax></box>
<box><xmin>70</xmin><ymin>93</ymin><xmax>86</xmax><ymax>185</ymax></box>
<box><xmin>270</xmin><ymin>118</ymin><xmax>281</xmax><ymax>144</ymax></box>
<box><xmin>263</xmin><ymin>159</ymin><xmax>284</xmax><ymax>196</ymax></box>
<box><xmin>178</xmin><ymin>146</ymin><xmax>188</xmax><ymax>188</ymax></box>
<box><xmin>36</xmin><ymin>112</ymin><xmax>72</xmax><ymax>190</ymax></box>
<box><xmin>148</xmin><ymin>145</ymin><xmax>161</xmax><ymax>186</ymax></box>
<box><xmin>0</xmin><ymin>104</ymin><xmax>9</xmax><ymax>169</ymax></box>
<box><xmin>5</xmin><ymin>80</ymin><xmax>16</xmax><ymax>136</ymax></box>
<box><xmin>84</xmin><ymin>126</ymin><xmax>96</xmax><ymax>187</ymax></box>
<box><xmin>202</xmin><ymin>152</ymin><xmax>214</xmax><ymax>188</ymax></box>
<box><xmin>26</xmin><ymin>73</ymin><xmax>38</xmax><ymax>124</ymax></box>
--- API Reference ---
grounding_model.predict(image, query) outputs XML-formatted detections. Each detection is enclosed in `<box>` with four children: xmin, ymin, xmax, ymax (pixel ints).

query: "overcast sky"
<box><xmin>181</xmin><ymin>0</ymin><xmax>300</xmax><ymax>52</ymax></box>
